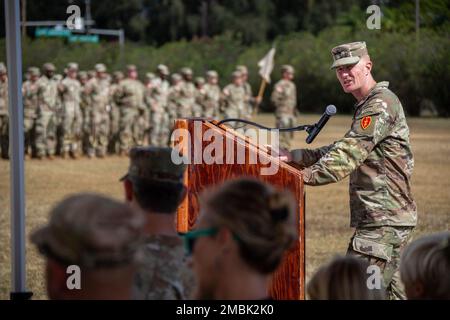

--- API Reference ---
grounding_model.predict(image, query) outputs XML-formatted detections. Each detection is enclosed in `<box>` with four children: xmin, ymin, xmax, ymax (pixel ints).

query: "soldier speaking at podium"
<box><xmin>279</xmin><ymin>41</ymin><xmax>417</xmax><ymax>300</ymax></box>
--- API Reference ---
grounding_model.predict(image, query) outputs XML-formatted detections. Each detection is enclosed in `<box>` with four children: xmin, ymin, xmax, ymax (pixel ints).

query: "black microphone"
<box><xmin>306</xmin><ymin>105</ymin><xmax>337</xmax><ymax>144</ymax></box>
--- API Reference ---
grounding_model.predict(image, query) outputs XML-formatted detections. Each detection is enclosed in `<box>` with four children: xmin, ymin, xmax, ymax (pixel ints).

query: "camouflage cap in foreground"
<box><xmin>31</xmin><ymin>193</ymin><xmax>145</xmax><ymax>268</ymax></box>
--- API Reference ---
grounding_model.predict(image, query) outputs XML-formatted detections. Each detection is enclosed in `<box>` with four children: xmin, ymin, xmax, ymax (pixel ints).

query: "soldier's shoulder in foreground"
<box><xmin>133</xmin><ymin>234</ymin><xmax>194</xmax><ymax>300</ymax></box>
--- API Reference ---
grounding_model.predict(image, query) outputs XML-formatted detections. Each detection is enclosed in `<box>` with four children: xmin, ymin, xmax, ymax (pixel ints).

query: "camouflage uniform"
<box><xmin>78</xmin><ymin>71</ymin><xmax>90</xmax><ymax>155</ymax></box>
<box><xmin>179</xmin><ymin>68</ymin><xmax>195</xmax><ymax>118</ymax></box>
<box><xmin>108</xmin><ymin>71</ymin><xmax>124</xmax><ymax>154</ymax></box>
<box><xmin>22</xmin><ymin>67</ymin><xmax>40</xmax><ymax>157</ymax></box>
<box><xmin>271</xmin><ymin>65</ymin><xmax>297</xmax><ymax>149</ymax></box>
<box><xmin>0</xmin><ymin>63</ymin><xmax>9</xmax><ymax>159</ymax></box>
<box><xmin>84</xmin><ymin>64</ymin><xmax>110</xmax><ymax>157</ymax></box>
<box><xmin>167</xmin><ymin>73</ymin><xmax>184</xmax><ymax>123</ymax></box>
<box><xmin>237</xmin><ymin>65</ymin><xmax>254</xmax><ymax>120</ymax></box>
<box><xmin>115</xmin><ymin>65</ymin><xmax>146</xmax><ymax>153</ymax></box>
<box><xmin>121</xmin><ymin>146</ymin><xmax>195</xmax><ymax>300</ymax></box>
<box><xmin>203</xmin><ymin>70</ymin><xmax>221</xmax><ymax>119</ymax></box>
<box><xmin>150</xmin><ymin>65</ymin><xmax>171</xmax><ymax>147</ymax></box>
<box><xmin>221</xmin><ymin>71</ymin><xmax>246</xmax><ymax>128</ymax></box>
<box><xmin>292</xmin><ymin>42</ymin><xmax>417</xmax><ymax>300</ymax></box>
<box><xmin>193</xmin><ymin>77</ymin><xmax>206</xmax><ymax>118</ymax></box>
<box><xmin>36</xmin><ymin>63</ymin><xmax>58</xmax><ymax>158</ymax></box>
<box><xmin>58</xmin><ymin>63</ymin><xmax>82</xmax><ymax>157</ymax></box>
<box><xmin>134</xmin><ymin>235</ymin><xmax>194</xmax><ymax>299</ymax></box>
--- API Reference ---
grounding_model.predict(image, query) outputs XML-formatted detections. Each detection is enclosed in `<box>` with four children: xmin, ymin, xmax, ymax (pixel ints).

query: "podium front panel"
<box><xmin>174</xmin><ymin>118</ymin><xmax>305</xmax><ymax>300</ymax></box>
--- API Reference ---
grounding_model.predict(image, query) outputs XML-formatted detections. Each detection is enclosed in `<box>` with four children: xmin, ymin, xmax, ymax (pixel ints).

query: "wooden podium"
<box><xmin>173</xmin><ymin>118</ymin><xmax>305</xmax><ymax>300</ymax></box>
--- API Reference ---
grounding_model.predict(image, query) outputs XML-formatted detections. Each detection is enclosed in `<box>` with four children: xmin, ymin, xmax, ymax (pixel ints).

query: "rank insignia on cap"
<box><xmin>361</xmin><ymin>116</ymin><xmax>372</xmax><ymax>130</ymax></box>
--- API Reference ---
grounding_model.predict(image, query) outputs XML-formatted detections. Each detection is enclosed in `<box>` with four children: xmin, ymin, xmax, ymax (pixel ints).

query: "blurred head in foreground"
<box><xmin>31</xmin><ymin>193</ymin><xmax>145</xmax><ymax>300</ymax></box>
<box><xmin>307</xmin><ymin>255</ymin><xmax>385</xmax><ymax>300</ymax></box>
<box><xmin>400</xmin><ymin>231</ymin><xmax>450</xmax><ymax>300</ymax></box>
<box><xmin>187</xmin><ymin>178</ymin><xmax>297</xmax><ymax>299</ymax></box>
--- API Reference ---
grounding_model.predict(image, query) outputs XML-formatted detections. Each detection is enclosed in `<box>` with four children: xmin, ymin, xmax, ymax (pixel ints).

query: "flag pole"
<box><xmin>255</xmin><ymin>45</ymin><xmax>276</xmax><ymax>116</ymax></box>
<box><xmin>5</xmin><ymin>0</ymin><xmax>32</xmax><ymax>300</ymax></box>
<box><xmin>254</xmin><ymin>78</ymin><xmax>267</xmax><ymax>115</ymax></box>
<box><xmin>257</xmin><ymin>78</ymin><xmax>267</xmax><ymax>100</ymax></box>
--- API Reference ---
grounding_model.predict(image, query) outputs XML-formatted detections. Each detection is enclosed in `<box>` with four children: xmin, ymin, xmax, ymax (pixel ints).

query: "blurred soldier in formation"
<box><xmin>84</xmin><ymin>63</ymin><xmax>110</xmax><ymax>158</ymax></box>
<box><xmin>221</xmin><ymin>70</ymin><xmax>245</xmax><ymax>129</ymax></box>
<box><xmin>167</xmin><ymin>73</ymin><xmax>183</xmax><ymax>126</ymax></box>
<box><xmin>143</xmin><ymin>72</ymin><xmax>156</xmax><ymax>145</ymax></box>
<box><xmin>193</xmin><ymin>77</ymin><xmax>206</xmax><ymax>118</ymax></box>
<box><xmin>54</xmin><ymin>72</ymin><xmax>64</xmax><ymax>157</ymax></box>
<box><xmin>236</xmin><ymin>65</ymin><xmax>260</xmax><ymax>119</ymax></box>
<box><xmin>22</xmin><ymin>67</ymin><xmax>41</xmax><ymax>158</ymax></box>
<box><xmin>36</xmin><ymin>63</ymin><xmax>58</xmax><ymax>159</ymax></box>
<box><xmin>78</xmin><ymin>71</ymin><xmax>90</xmax><ymax>155</ymax></box>
<box><xmin>115</xmin><ymin>65</ymin><xmax>146</xmax><ymax>155</ymax></box>
<box><xmin>108</xmin><ymin>71</ymin><xmax>124</xmax><ymax>154</ymax></box>
<box><xmin>270</xmin><ymin>64</ymin><xmax>297</xmax><ymax>149</ymax></box>
<box><xmin>58</xmin><ymin>63</ymin><xmax>82</xmax><ymax>158</ymax></box>
<box><xmin>203</xmin><ymin>70</ymin><xmax>221</xmax><ymax>119</ymax></box>
<box><xmin>0</xmin><ymin>62</ymin><xmax>9</xmax><ymax>159</ymax></box>
<box><xmin>150</xmin><ymin>65</ymin><xmax>171</xmax><ymax>147</ymax></box>
<box><xmin>87</xmin><ymin>70</ymin><xmax>96</xmax><ymax>81</ymax></box>
<box><xmin>179</xmin><ymin>67</ymin><xmax>195</xmax><ymax>118</ymax></box>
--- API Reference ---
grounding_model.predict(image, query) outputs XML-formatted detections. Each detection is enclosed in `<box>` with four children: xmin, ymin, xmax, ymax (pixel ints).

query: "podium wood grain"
<box><xmin>174</xmin><ymin>118</ymin><xmax>305</xmax><ymax>300</ymax></box>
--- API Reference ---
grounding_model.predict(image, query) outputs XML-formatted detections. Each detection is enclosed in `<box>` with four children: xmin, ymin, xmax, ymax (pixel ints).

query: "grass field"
<box><xmin>1</xmin><ymin>114</ymin><xmax>449</xmax><ymax>299</ymax></box>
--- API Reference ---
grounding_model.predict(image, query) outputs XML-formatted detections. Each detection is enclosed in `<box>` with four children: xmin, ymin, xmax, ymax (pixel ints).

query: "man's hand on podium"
<box><xmin>265</xmin><ymin>145</ymin><xmax>293</xmax><ymax>162</ymax></box>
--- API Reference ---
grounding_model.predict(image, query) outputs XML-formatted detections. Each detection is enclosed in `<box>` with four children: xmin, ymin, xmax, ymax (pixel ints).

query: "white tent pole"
<box><xmin>5</xmin><ymin>0</ymin><xmax>32</xmax><ymax>300</ymax></box>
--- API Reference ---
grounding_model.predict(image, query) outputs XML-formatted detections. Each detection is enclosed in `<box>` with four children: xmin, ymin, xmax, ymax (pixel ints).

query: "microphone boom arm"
<box><xmin>217</xmin><ymin>118</ymin><xmax>315</xmax><ymax>133</ymax></box>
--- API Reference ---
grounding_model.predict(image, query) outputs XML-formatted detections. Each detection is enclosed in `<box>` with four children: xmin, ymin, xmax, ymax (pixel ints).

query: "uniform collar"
<box><xmin>354</xmin><ymin>81</ymin><xmax>389</xmax><ymax>110</ymax></box>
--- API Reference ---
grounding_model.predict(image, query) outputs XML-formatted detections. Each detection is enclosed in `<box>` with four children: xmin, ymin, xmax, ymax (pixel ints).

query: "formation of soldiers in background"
<box><xmin>0</xmin><ymin>61</ymin><xmax>297</xmax><ymax>160</ymax></box>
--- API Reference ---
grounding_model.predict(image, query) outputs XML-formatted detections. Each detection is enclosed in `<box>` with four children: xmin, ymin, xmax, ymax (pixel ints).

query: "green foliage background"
<box><xmin>0</xmin><ymin>0</ymin><xmax>448</xmax><ymax>115</ymax></box>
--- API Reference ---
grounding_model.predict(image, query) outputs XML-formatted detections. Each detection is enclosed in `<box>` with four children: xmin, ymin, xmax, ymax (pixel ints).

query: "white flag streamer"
<box><xmin>257</xmin><ymin>47</ymin><xmax>276</xmax><ymax>83</ymax></box>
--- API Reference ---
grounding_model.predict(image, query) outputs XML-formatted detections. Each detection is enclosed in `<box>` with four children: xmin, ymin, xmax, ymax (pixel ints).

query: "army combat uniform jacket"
<box><xmin>296</xmin><ymin>82</ymin><xmax>417</xmax><ymax>228</ymax></box>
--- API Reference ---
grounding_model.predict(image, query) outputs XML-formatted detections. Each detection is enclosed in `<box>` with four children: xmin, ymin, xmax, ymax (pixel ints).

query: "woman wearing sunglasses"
<box><xmin>184</xmin><ymin>178</ymin><xmax>297</xmax><ymax>300</ymax></box>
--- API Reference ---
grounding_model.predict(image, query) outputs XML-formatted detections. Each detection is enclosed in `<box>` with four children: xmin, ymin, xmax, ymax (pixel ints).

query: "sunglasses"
<box><xmin>182</xmin><ymin>227</ymin><xmax>244</xmax><ymax>256</ymax></box>
<box><xmin>182</xmin><ymin>227</ymin><xmax>219</xmax><ymax>256</ymax></box>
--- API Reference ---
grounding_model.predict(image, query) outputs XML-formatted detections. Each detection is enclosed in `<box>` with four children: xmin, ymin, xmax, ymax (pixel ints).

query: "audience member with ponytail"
<box><xmin>185</xmin><ymin>178</ymin><xmax>297</xmax><ymax>300</ymax></box>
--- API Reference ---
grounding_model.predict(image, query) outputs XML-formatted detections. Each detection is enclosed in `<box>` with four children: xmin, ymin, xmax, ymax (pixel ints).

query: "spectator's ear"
<box><xmin>216</xmin><ymin>227</ymin><xmax>235</xmax><ymax>254</ymax></box>
<box><xmin>123</xmin><ymin>180</ymin><xmax>134</xmax><ymax>202</ymax></box>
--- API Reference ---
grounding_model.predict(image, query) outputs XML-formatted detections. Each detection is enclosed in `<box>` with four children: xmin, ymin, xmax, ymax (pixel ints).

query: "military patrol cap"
<box><xmin>113</xmin><ymin>71</ymin><xmax>124</xmax><ymax>80</ymax></box>
<box><xmin>87</xmin><ymin>70</ymin><xmax>96</xmax><ymax>78</ymax></box>
<box><xmin>78</xmin><ymin>71</ymin><xmax>88</xmax><ymax>80</ymax></box>
<box><xmin>206</xmin><ymin>70</ymin><xmax>218</xmax><ymax>78</ymax></box>
<box><xmin>157</xmin><ymin>64</ymin><xmax>170</xmax><ymax>75</ymax></box>
<box><xmin>67</xmin><ymin>62</ymin><xmax>78</xmax><ymax>71</ymax></box>
<box><xmin>28</xmin><ymin>67</ymin><xmax>40</xmax><ymax>77</ymax></box>
<box><xmin>120</xmin><ymin>146</ymin><xmax>187</xmax><ymax>183</ymax></box>
<box><xmin>194</xmin><ymin>77</ymin><xmax>205</xmax><ymax>86</ymax></box>
<box><xmin>126</xmin><ymin>64</ymin><xmax>137</xmax><ymax>72</ymax></box>
<box><xmin>171</xmin><ymin>73</ymin><xmax>182</xmax><ymax>82</ymax></box>
<box><xmin>43</xmin><ymin>63</ymin><xmax>56</xmax><ymax>72</ymax></box>
<box><xmin>145</xmin><ymin>72</ymin><xmax>155</xmax><ymax>80</ymax></box>
<box><xmin>31</xmin><ymin>193</ymin><xmax>145</xmax><ymax>268</ymax></box>
<box><xmin>95</xmin><ymin>63</ymin><xmax>107</xmax><ymax>72</ymax></box>
<box><xmin>180</xmin><ymin>67</ymin><xmax>193</xmax><ymax>76</ymax></box>
<box><xmin>330</xmin><ymin>41</ymin><xmax>368</xmax><ymax>69</ymax></box>
<box><xmin>232</xmin><ymin>70</ymin><xmax>242</xmax><ymax>78</ymax></box>
<box><xmin>281</xmin><ymin>64</ymin><xmax>295</xmax><ymax>74</ymax></box>
<box><xmin>236</xmin><ymin>65</ymin><xmax>248</xmax><ymax>74</ymax></box>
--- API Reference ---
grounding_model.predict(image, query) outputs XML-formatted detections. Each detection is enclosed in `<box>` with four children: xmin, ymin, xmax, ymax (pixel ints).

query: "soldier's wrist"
<box><xmin>291</xmin><ymin>149</ymin><xmax>304</xmax><ymax>164</ymax></box>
